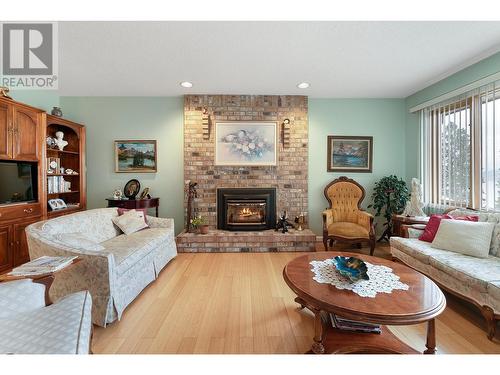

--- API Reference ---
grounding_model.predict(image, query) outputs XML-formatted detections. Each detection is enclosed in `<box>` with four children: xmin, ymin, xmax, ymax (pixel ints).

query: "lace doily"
<box><xmin>309</xmin><ymin>259</ymin><xmax>409</xmax><ymax>298</ymax></box>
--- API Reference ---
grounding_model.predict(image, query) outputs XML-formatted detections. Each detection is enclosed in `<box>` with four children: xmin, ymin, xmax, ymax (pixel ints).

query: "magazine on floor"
<box><xmin>9</xmin><ymin>255</ymin><xmax>78</xmax><ymax>276</ymax></box>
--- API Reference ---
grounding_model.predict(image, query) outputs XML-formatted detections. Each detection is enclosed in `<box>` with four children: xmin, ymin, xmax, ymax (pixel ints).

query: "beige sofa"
<box><xmin>0</xmin><ymin>279</ymin><xmax>92</xmax><ymax>354</ymax></box>
<box><xmin>26</xmin><ymin>208</ymin><xmax>177</xmax><ymax>327</ymax></box>
<box><xmin>390</xmin><ymin>208</ymin><xmax>500</xmax><ymax>340</ymax></box>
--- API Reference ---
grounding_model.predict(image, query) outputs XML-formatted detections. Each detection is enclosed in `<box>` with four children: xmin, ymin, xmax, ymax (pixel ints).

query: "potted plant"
<box><xmin>368</xmin><ymin>175</ymin><xmax>409</xmax><ymax>241</ymax></box>
<box><xmin>191</xmin><ymin>215</ymin><xmax>209</xmax><ymax>234</ymax></box>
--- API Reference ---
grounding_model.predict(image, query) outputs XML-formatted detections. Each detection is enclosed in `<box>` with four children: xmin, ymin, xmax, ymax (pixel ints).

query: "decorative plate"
<box><xmin>46</xmin><ymin>136</ymin><xmax>56</xmax><ymax>149</ymax></box>
<box><xmin>123</xmin><ymin>179</ymin><xmax>141</xmax><ymax>199</ymax></box>
<box><xmin>332</xmin><ymin>256</ymin><xmax>369</xmax><ymax>282</ymax></box>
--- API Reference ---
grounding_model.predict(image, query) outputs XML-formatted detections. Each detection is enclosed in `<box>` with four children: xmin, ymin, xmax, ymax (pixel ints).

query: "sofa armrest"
<box><xmin>147</xmin><ymin>216</ymin><xmax>174</xmax><ymax>234</ymax></box>
<box><xmin>26</xmin><ymin>227</ymin><xmax>114</xmax><ymax>310</ymax></box>
<box><xmin>0</xmin><ymin>279</ymin><xmax>46</xmax><ymax>318</ymax></box>
<box><xmin>401</xmin><ymin>224</ymin><xmax>424</xmax><ymax>239</ymax></box>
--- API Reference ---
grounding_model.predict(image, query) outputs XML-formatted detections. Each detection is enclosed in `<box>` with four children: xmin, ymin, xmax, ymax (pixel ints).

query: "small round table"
<box><xmin>283</xmin><ymin>252</ymin><xmax>446</xmax><ymax>354</ymax></box>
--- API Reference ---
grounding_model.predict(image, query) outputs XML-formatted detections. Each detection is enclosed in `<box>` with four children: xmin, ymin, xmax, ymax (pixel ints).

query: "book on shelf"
<box><xmin>47</xmin><ymin>176</ymin><xmax>71</xmax><ymax>194</ymax></box>
<box><xmin>329</xmin><ymin>313</ymin><xmax>381</xmax><ymax>334</ymax></box>
<box><xmin>8</xmin><ymin>255</ymin><xmax>78</xmax><ymax>276</ymax></box>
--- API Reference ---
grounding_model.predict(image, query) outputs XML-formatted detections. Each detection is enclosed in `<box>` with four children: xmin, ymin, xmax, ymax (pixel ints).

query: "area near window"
<box><xmin>420</xmin><ymin>80</ymin><xmax>500</xmax><ymax>211</ymax></box>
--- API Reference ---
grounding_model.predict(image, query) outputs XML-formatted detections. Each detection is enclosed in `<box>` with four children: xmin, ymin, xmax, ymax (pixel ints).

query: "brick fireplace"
<box><xmin>217</xmin><ymin>188</ymin><xmax>276</xmax><ymax>231</ymax></box>
<box><xmin>178</xmin><ymin>94</ymin><xmax>314</xmax><ymax>252</ymax></box>
<box><xmin>184</xmin><ymin>95</ymin><xmax>308</xmax><ymax>227</ymax></box>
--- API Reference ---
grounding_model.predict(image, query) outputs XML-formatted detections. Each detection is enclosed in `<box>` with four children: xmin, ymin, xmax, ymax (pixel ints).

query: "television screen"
<box><xmin>0</xmin><ymin>161</ymin><xmax>37</xmax><ymax>205</ymax></box>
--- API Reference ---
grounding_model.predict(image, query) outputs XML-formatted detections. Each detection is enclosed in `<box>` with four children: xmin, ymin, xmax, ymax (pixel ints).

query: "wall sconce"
<box><xmin>202</xmin><ymin>107</ymin><xmax>210</xmax><ymax>140</ymax></box>
<box><xmin>281</xmin><ymin>118</ymin><xmax>291</xmax><ymax>148</ymax></box>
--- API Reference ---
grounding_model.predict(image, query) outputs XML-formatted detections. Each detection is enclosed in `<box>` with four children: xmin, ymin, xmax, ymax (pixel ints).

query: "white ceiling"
<box><xmin>58</xmin><ymin>21</ymin><xmax>500</xmax><ymax>98</ymax></box>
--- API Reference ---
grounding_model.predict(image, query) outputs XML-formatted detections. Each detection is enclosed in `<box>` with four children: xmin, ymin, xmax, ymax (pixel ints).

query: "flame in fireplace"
<box><xmin>240</xmin><ymin>207</ymin><xmax>257</xmax><ymax>217</ymax></box>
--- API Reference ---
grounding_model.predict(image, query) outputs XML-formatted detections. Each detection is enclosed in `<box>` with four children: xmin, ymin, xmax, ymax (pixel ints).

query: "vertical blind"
<box><xmin>481</xmin><ymin>81</ymin><xmax>499</xmax><ymax>210</ymax></box>
<box><xmin>420</xmin><ymin>79</ymin><xmax>500</xmax><ymax>211</ymax></box>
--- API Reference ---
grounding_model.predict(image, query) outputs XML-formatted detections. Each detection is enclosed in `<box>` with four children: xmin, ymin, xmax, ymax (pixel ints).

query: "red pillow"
<box><xmin>418</xmin><ymin>214</ymin><xmax>479</xmax><ymax>242</ymax></box>
<box><xmin>117</xmin><ymin>208</ymin><xmax>148</xmax><ymax>224</ymax></box>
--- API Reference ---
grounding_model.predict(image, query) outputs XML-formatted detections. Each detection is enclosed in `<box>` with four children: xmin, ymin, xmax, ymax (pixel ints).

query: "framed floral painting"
<box><xmin>327</xmin><ymin>136</ymin><xmax>373</xmax><ymax>173</ymax></box>
<box><xmin>215</xmin><ymin>122</ymin><xmax>277</xmax><ymax>166</ymax></box>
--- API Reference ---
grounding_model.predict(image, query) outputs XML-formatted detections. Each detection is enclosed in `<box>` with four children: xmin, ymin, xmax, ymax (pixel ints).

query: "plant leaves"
<box><xmin>369</xmin><ymin>175</ymin><xmax>410</xmax><ymax>229</ymax></box>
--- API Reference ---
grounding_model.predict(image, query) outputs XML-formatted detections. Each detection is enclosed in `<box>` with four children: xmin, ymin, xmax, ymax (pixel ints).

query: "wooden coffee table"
<box><xmin>283</xmin><ymin>252</ymin><xmax>446</xmax><ymax>354</ymax></box>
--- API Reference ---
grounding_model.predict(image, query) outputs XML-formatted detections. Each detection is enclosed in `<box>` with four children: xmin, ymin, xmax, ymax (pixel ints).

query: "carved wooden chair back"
<box><xmin>324</xmin><ymin>176</ymin><xmax>366</xmax><ymax>223</ymax></box>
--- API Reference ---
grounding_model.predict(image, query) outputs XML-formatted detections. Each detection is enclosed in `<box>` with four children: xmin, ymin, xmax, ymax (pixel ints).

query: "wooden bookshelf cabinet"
<box><xmin>0</xmin><ymin>97</ymin><xmax>46</xmax><ymax>273</ymax></box>
<box><xmin>45</xmin><ymin>115</ymin><xmax>86</xmax><ymax>218</ymax></box>
<box><xmin>0</xmin><ymin>99</ymin><xmax>43</xmax><ymax>161</ymax></box>
<box><xmin>0</xmin><ymin>97</ymin><xmax>86</xmax><ymax>274</ymax></box>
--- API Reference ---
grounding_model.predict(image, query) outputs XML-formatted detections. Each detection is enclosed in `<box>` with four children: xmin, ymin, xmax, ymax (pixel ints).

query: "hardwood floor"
<box><xmin>93</xmin><ymin>243</ymin><xmax>500</xmax><ymax>354</ymax></box>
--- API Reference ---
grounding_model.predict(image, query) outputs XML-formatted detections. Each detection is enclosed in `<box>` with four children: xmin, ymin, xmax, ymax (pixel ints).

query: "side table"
<box><xmin>0</xmin><ymin>257</ymin><xmax>81</xmax><ymax>305</ymax></box>
<box><xmin>392</xmin><ymin>214</ymin><xmax>429</xmax><ymax>237</ymax></box>
<box><xmin>106</xmin><ymin>197</ymin><xmax>160</xmax><ymax>217</ymax></box>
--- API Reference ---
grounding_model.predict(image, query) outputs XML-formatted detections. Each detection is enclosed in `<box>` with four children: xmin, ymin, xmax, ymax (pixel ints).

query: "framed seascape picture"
<box><xmin>215</xmin><ymin>121</ymin><xmax>277</xmax><ymax>166</ymax></box>
<box><xmin>327</xmin><ymin>136</ymin><xmax>373</xmax><ymax>173</ymax></box>
<box><xmin>114</xmin><ymin>140</ymin><xmax>157</xmax><ymax>173</ymax></box>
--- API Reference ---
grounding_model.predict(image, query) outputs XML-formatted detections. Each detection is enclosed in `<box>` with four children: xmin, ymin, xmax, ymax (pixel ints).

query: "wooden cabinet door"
<box><xmin>12</xmin><ymin>106</ymin><xmax>39</xmax><ymax>161</ymax></box>
<box><xmin>0</xmin><ymin>102</ymin><xmax>12</xmax><ymax>159</ymax></box>
<box><xmin>13</xmin><ymin>217</ymin><xmax>40</xmax><ymax>266</ymax></box>
<box><xmin>0</xmin><ymin>225</ymin><xmax>13</xmax><ymax>273</ymax></box>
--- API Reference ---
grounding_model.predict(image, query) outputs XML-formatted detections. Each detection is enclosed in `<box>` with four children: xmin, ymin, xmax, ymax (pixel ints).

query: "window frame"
<box><xmin>428</xmin><ymin>97</ymin><xmax>475</xmax><ymax>208</ymax></box>
<box><xmin>424</xmin><ymin>89</ymin><xmax>500</xmax><ymax>211</ymax></box>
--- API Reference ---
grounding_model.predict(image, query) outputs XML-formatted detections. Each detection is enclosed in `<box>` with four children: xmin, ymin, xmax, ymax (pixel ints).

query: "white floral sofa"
<box><xmin>26</xmin><ymin>208</ymin><xmax>177</xmax><ymax>327</ymax></box>
<box><xmin>0</xmin><ymin>279</ymin><xmax>92</xmax><ymax>354</ymax></box>
<box><xmin>390</xmin><ymin>208</ymin><xmax>500</xmax><ymax>340</ymax></box>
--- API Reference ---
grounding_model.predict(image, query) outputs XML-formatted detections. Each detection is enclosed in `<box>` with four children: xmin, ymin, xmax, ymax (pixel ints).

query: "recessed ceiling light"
<box><xmin>180</xmin><ymin>81</ymin><xmax>193</xmax><ymax>88</ymax></box>
<box><xmin>297</xmin><ymin>82</ymin><xmax>310</xmax><ymax>89</ymax></box>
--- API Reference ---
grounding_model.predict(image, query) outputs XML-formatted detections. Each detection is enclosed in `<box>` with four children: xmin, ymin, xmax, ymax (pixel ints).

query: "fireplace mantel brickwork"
<box><xmin>184</xmin><ymin>95</ymin><xmax>309</xmax><ymax>230</ymax></box>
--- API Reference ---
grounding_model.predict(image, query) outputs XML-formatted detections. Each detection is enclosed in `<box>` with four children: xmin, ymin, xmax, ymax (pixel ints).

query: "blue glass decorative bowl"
<box><xmin>332</xmin><ymin>256</ymin><xmax>369</xmax><ymax>282</ymax></box>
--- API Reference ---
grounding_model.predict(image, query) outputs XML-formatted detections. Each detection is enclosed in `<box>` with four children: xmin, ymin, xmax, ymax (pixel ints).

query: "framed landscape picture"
<box><xmin>327</xmin><ymin>136</ymin><xmax>373</xmax><ymax>173</ymax></box>
<box><xmin>215</xmin><ymin>121</ymin><xmax>277</xmax><ymax>166</ymax></box>
<box><xmin>115</xmin><ymin>140</ymin><xmax>157</xmax><ymax>173</ymax></box>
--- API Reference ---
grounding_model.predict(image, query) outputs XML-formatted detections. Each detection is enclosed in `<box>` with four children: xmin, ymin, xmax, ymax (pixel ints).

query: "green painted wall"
<box><xmin>59</xmin><ymin>96</ymin><xmax>185</xmax><ymax>234</ymax></box>
<box><xmin>308</xmin><ymin>99</ymin><xmax>406</xmax><ymax>234</ymax></box>
<box><xmin>10</xmin><ymin>90</ymin><xmax>60</xmax><ymax>113</ymax></box>
<box><xmin>8</xmin><ymin>89</ymin><xmax>455</xmax><ymax>237</ymax></box>
<box><xmin>58</xmin><ymin>97</ymin><xmax>405</xmax><ymax>236</ymax></box>
<box><xmin>405</xmin><ymin>52</ymin><xmax>500</xmax><ymax>181</ymax></box>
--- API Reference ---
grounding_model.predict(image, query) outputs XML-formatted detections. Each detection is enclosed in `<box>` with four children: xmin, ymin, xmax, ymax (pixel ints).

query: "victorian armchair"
<box><xmin>322</xmin><ymin>176</ymin><xmax>376</xmax><ymax>255</ymax></box>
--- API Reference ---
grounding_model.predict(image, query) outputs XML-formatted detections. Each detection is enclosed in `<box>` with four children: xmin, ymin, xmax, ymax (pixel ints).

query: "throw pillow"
<box><xmin>419</xmin><ymin>214</ymin><xmax>478</xmax><ymax>242</ymax></box>
<box><xmin>431</xmin><ymin>220</ymin><xmax>495</xmax><ymax>258</ymax></box>
<box><xmin>53</xmin><ymin>232</ymin><xmax>105</xmax><ymax>252</ymax></box>
<box><xmin>117</xmin><ymin>207</ymin><xmax>148</xmax><ymax>223</ymax></box>
<box><xmin>418</xmin><ymin>214</ymin><xmax>451</xmax><ymax>242</ymax></box>
<box><xmin>112</xmin><ymin>209</ymin><xmax>149</xmax><ymax>235</ymax></box>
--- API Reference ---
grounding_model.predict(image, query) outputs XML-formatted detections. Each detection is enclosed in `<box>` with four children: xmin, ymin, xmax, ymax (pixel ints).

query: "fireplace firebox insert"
<box><xmin>217</xmin><ymin>188</ymin><xmax>276</xmax><ymax>231</ymax></box>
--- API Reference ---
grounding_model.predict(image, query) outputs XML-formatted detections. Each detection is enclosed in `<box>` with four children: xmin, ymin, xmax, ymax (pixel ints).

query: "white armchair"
<box><xmin>0</xmin><ymin>279</ymin><xmax>92</xmax><ymax>354</ymax></box>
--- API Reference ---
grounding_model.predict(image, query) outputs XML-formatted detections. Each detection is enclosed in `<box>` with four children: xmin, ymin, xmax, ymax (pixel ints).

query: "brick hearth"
<box><xmin>176</xmin><ymin>229</ymin><xmax>316</xmax><ymax>253</ymax></box>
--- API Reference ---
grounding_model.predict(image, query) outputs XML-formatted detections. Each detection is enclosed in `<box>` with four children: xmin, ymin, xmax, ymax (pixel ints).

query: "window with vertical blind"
<box><xmin>420</xmin><ymin>80</ymin><xmax>499</xmax><ymax>211</ymax></box>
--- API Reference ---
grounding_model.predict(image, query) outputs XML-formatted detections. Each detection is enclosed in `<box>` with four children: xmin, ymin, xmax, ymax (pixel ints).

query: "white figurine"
<box><xmin>402</xmin><ymin>178</ymin><xmax>426</xmax><ymax>217</ymax></box>
<box><xmin>54</xmin><ymin>131</ymin><xmax>68</xmax><ymax>151</ymax></box>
